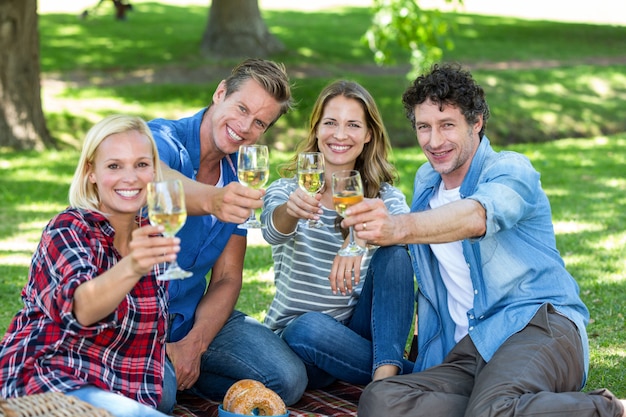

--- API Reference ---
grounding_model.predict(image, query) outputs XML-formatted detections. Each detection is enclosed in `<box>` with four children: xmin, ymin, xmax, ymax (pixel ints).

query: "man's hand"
<box><xmin>160</xmin><ymin>162</ymin><xmax>264</xmax><ymax>223</ymax></box>
<box><xmin>342</xmin><ymin>198</ymin><xmax>401</xmax><ymax>247</ymax></box>
<box><xmin>166</xmin><ymin>336</ymin><xmax>204</xmax><ymax>391</ymax></box>
<box><xmin>207</xmin><ymin>181</ymin><xmax>265</xmax><ymax>224</ymax></box>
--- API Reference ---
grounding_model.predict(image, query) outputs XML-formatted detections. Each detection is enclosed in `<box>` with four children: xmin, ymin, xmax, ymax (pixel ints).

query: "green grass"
<box><xmin>38</xmin><ymin>2</ymin><xmax>626</xmax><ymax>148</ymax></box>
<box><xmin>0</xmin><ymin>0</ymin><xmax>623</xmax><ymax>398</ymax></box>
<box><xmin>2</xmin><ymin>136</ymin><xmax>624</xmax><ymax>395</ymax></box>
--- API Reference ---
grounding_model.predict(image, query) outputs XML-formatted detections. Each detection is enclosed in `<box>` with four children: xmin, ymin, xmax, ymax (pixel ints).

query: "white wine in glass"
<box><xmin>297</xmin><ymin>152</ymin><xmax>325</xmax><ymax>228</ymax></box>
<box><xmin>147</xmin><ymin>179</ymin><xmax>192</xmax><ymax>280</ymax></box>
<box><xmin>332</xmin><ymin>170</ymin><xmax>366</xmax><ymax>257</ymax></box>
<box><xmin>237</xmin><ymin>144</ymin><xmax>269</xmax><ymax>229</ymax></box>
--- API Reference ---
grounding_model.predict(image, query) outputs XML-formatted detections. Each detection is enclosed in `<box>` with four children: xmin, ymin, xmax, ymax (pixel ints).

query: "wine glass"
<box><xmin>147</xmin><ymin>179</ymin><xmax>192</xmax><ymax>280</ymax></box>
<box><xmin>331</xmin><ymin>170</ymin><xmax>366</xmax><ymax>257</ymax></box>
<box><xmin>237</xmin><ymin>144</ymin><xmax>270</xmax><ymax>229</ymax></box>
<box><xmin>297</xmin><ymin>152</ymin><xmax>325</xmax><ymax>228</ymax></box>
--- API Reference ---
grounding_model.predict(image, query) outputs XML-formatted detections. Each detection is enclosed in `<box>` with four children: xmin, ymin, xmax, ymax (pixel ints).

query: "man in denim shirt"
<box><xmin>148</xmin><ymin>59</ymin><xmax>307</xmax><ymax>412</ymax></box>
<box><xmin>344</xmin><ymin>63</ymin><xmax>625</xmax><ymax>416</ymax></box>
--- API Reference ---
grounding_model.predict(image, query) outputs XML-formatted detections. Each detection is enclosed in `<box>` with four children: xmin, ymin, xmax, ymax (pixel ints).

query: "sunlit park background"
<box><xmin>0</xmin><ymin>0</ymin><xmax>625</xmax><ymax>397</ymax></box>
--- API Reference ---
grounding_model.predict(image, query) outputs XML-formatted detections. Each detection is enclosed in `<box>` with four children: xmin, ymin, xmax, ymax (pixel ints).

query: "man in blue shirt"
<box><xmin>344</xmin><ymin>63</ymin><xmax>625</xmax><ymax>416</ymax></box>
<box><xmin>147</xmin><ymin>59</ymin><xmax>307</xmax><ymax>413</ymax></box>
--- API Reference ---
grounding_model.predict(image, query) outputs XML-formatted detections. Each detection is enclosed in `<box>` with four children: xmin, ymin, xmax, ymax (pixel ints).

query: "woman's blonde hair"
<box><xmin>283</xmin><ymin>79</ymin><xmax>397</xmax><ymax>198</ymax></box>
<box><xmin>68</xmin><ymin>114</ymin><xmax>162</xmax><ymax>211</ymax></box>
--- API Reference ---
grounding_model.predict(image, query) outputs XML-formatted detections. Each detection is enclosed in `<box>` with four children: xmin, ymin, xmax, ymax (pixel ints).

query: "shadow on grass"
<box><xmin>0</xmin><ymin>265</ymin><xmax>28</xmax><ymax>335</ymax></box>
<box><xmin>39</xmin><ymin>3</ymin><xmax>626</xmax><ymax>147</ymax></box>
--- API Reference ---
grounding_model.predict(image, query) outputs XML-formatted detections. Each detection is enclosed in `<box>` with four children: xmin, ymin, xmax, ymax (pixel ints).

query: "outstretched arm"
<box><xmin>73</xmin><ymin>225</ymin><xmax>178</xmax><ymax>326</ymax></box>
<box><xmin>160</xmin><ymin>162</ymin><xmax>264</xmax><ymax>224</ymax></box>
<box><xmin>343</xmin><ymin>198</ymin><xmax>486</xmax><ymax>247</ymax></box>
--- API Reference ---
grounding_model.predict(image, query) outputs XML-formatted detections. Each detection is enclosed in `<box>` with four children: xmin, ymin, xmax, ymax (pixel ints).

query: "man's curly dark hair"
<box><xmin>402</xmin><ymin>63</ymin><xmax>490</xmax><ymax>139</ymax></box>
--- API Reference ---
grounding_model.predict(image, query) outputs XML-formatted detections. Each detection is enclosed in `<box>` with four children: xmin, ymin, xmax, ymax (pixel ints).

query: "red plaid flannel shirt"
<box><xmin>0</xmin><ymin>209</ymin><xmax>168</xmax><ymax>408</ymax></box>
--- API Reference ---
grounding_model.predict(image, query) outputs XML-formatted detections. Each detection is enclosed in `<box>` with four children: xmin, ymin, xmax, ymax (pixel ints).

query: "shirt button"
<box><xmin>469</xmin><ymin>326</ymin><xmax>474</xmax><ymax>331</ymax></box>
<box><xmin>474</xmin><ymin>290</ymin><xmax>478</xmax><ymax>294</ymax></box>
<box><xmin>469</xmin><ymin>315</ymin><xmax>475</xmax><ymax>319</ymax></box>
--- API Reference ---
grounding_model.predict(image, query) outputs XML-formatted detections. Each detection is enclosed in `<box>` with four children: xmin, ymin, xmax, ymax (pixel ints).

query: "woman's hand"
<box><xmin>285</xmin><ymin>188</ymin><xmax>323</xmax><ymax>222</ymax></box>
<box><xmin>128</xmin><ymin>225</ymin><xmax>180</xmax><ymax>276</ymax></box>
<box><xmin>329</xmin><ymin>251</ymin><xmax>363</xmax><ymax>295</ymax></box>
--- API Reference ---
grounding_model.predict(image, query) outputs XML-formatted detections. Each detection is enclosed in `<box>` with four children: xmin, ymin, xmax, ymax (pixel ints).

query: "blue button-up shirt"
<box><xmin>148</xmin><ymin>109</ymin><xmax>246</xmax><ymax>342</ymax></box>
<box><xmin>409</xmin><ymin>137</ymin><xmax>590</xmax><ymax>384</ymax></box>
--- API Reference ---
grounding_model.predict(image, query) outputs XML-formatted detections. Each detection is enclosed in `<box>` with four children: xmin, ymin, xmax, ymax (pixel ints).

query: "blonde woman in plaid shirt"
<box><xmin>0</xmin><ymin>115</ymin><xmax>175</xmax><ymax>417</ymax></box>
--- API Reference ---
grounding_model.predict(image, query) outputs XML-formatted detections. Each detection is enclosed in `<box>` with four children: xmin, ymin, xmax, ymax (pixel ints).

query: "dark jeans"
<box><xmin>358</xmin><ymin>304</ymin><xmax>625</xmax><ymax>417</ymax></box>
<box><xmin>282</xmin><ymin>245</ymin><xmax>415</xmax><ymax>388</ymax></box>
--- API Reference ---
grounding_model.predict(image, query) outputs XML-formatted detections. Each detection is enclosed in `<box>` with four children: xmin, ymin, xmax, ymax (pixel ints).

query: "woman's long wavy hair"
<box><xmin>282</xmin><ymin>79</ymin><xmax>398</xmax><ymax>199</ymax></box>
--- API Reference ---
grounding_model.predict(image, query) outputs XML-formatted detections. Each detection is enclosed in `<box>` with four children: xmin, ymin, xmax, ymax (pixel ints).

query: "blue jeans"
<box><xmin>282</xmin><ymin>245</ymin><xmax>415</xmax><ymax>388</ymax></box>
<box><xmin>163</xmin><ymin>311</ymin><xmax>307</xmax><ymax>408</ymax></box>
<box><xmin>67</xmin><ymin>387</ymin><xmax>168</xmax><ymax>417</ymax></box>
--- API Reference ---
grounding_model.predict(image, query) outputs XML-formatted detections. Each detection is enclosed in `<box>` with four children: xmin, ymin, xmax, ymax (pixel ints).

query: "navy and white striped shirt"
<box><xmin>261</xmin><ymin>178</ymin><xmax>408</xmax><ymax>332</ymax></box>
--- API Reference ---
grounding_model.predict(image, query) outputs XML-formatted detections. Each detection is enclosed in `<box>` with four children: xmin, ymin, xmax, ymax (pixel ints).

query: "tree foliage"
<box><xmin>365</xmin><ymin>0</ymin><xmax>463</xmax><ymax>79</ymax></box>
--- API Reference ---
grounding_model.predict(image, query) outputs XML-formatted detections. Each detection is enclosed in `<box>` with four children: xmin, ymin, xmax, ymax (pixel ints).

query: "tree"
<box><xmin>200</xmin><ymin>0</ymin><xmax>285</xmax><ymax>58</ymax></box>
<box><xmin>365</xmin><ymin>0</ymin><xmax>463</xmax><ymax>79</ymax></box>
<box><xmin>0</xmin><ymin>0</ymin><xmax>53</xmax><ymax>150</ymax></box>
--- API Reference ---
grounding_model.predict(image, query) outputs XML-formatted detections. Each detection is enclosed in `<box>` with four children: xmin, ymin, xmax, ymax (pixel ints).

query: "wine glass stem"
<box><xmin>249</xmin><ymin>208</ymin><xmax>256</xmax><ymax>222</ymax></box>
<box><xmin>348</xmin><ymin>226</ymin><xmax>356</xmax><ymax>246</ymax></box>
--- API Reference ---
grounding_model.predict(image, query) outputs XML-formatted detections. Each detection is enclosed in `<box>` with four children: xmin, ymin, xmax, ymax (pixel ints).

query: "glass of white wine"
<box><xmin>297</xmin><ymin>152</ymin><xmax>325</xmax><ymax>228</ymax></box>
<box><xmin>147</xmin><ymin>179</ymin><xmax>192</xmax><ymax>280</ymax></box>
<box><xmin>237</xmin><ymin>144</ymin><xmax>269</xmax><ymax>229</ymax></box>
<box><xmin>332</xmin><ymin>170</ymin><xmax>366</xmax><ymax>257</ymax></box>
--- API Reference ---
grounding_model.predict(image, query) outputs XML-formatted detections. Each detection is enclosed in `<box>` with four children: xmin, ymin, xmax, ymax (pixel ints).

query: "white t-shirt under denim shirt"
<box><xmin>429</xmin><ymin>181</ymin><xmax>474</xmax><ymax>342</ymax></box>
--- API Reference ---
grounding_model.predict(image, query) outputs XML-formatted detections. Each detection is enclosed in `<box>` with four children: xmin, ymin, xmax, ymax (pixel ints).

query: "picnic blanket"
<box><xmin>171</xmin><ymin>380</ymin><xmax>362</xmax><ymax>417</ymax></box>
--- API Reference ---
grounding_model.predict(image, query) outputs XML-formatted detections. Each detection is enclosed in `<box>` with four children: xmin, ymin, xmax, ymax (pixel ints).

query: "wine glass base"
<box><xmin>238</xmin><ymin>220</ymin><xmax>265</xmax><ymax>229</ymax></box>
<box><xmin>307</xmin><ymin>219</ymin><xmax>325</xmax><ymax>228</ymax></box>
<box><xmin>338</xmin><ymin>244</ymin><xmax>366</xmax><ymax>257</ymax></box>
<box><xmin>157</xmin><ymin>268</ymin><xmax>193</xmax><ymax>281</ymax></box>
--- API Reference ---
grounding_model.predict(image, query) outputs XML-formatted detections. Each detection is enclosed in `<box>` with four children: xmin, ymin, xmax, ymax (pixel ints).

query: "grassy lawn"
<box><xmin>0</xmin><ymin>0</ymin><xmax>624</xmax><ymax>397</ymax></box>
<box><xmin>38</xmin><ymin>1</ymin><xmax>626</xmax><ymax>148</ymax></box>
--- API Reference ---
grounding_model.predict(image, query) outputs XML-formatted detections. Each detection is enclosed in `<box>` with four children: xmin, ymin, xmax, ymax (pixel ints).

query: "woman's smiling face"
<box><xmin>316</xmin><ymin>95</ymin><xmax>371</xmax><ymax>172</ymax></box>
<box><xmin>88</xmin><ymin>130</ymin><xmax>156</xmax><ymax>218</ymax></box>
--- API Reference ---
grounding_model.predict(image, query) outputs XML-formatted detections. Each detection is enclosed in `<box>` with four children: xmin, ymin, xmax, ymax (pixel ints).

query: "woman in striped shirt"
<box><xmin>261</xmin><ymin>80</ymin><xmax>415</xmax><ymax>388</ymax></box>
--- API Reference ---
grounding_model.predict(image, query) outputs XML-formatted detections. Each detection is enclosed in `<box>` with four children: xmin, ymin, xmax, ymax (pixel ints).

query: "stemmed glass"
<box><xmin>297</xmin><ymin>152</ymin><xmax>325</xmax><ymax>228</ymax></box>
<box><xmin>331</xmin><ymin>170</ymin><xmax>366</xmax><ymax>257</ymax></box>
<box><xmin>237</xmin><ymin>144</ymin><xmax>270</xmax><ymax>229</ymax></box>
<box><xmin>147</xmin><ymin>179</ymin><xmax>192</xmax><ymax>280</ymax></box>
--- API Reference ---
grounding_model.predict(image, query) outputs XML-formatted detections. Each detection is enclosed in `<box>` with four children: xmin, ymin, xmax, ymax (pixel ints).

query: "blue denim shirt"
<box><xmin>409</xmin><ymin>137</ymin><xmax>590</xmax><ymax>384</ymax></box>
<box><xmin>148</xmin><ymin>109</ymin><xmax>246</xmax><ymax>342</ymax></box>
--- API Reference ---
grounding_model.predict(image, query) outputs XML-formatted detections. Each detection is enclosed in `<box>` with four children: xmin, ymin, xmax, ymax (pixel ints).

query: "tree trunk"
<box><xmin>200</xmin><ymin>0</ymin><xmax>285</xmax><ymax>58</ymax></box>
<box><xmin>0</xmin><ymin>0</ymin><xmax>53</xmax><ymax>150</ymax></box>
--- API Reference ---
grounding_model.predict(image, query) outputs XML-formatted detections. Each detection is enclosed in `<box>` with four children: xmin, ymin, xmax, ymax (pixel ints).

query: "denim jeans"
<box><xmin>281</xmin><ymin>245</ymin><xmax>415</xmax><ymax>388</ymax></box>
<box><xmin>163</xmin><ymin>310</ymin><xmax>307</xmax><ymax>407</ymax></box>
<box><xmin>159</xmin><ymin>359</ymin><xmax>178</xmax><ymax>414</ymax></box>
<box><xmin>67</xmin><ymin>386</ymin><xmax>168</xmax><ymax>417</ymax></box>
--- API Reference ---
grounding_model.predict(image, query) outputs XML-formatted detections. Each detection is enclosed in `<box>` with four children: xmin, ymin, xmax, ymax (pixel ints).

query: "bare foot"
<box><xmin>372</xmin><ymin>364</ymin><xmax>400</xmax><ymax>381</ymax></box>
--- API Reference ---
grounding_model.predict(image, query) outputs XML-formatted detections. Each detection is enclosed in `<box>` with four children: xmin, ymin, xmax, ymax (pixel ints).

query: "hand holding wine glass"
<box><xmin>332</xmin><ymin>170</ymin><xmax>366</xmax><ymax>257</ymax></box>
<box><xmin>237</xmin><ymin>144</ymin><xmax>270</xmax><ymax>229</ymax></box>
<box><xmin>297</xmin><ymin>152</ymin><xmax>325</xmax><ymax>228</ymax></box>
<box><xmin>147</xmin><ymin>179</ymin><xmax>193</xmax><ymax>280</ymax></box>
